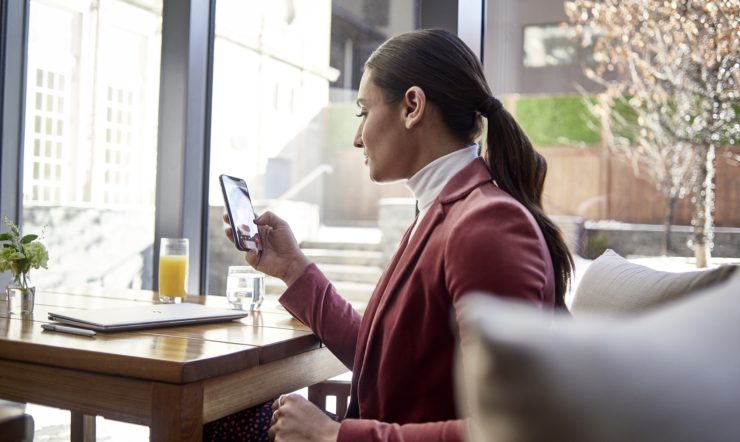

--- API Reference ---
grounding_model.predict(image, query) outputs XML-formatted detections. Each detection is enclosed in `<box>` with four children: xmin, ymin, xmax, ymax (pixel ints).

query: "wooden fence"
<box><xmin>541</xmin><ymin>145</ymin><xmax>738</xmax><ymax>227</ymax></box>
<box><xmin>322</xmin><ymin>145</ymin><xmax>739</xmax><ymax>227</ymax></box>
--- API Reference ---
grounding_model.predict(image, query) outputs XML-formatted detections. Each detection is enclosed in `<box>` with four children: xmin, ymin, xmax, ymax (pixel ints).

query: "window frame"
<box><xmin>1</xmin><ymin>0</ymin><xmax>483</xmax><ymax>294</ymax></box>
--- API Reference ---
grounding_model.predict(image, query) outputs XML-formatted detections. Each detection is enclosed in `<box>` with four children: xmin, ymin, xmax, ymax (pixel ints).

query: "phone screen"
<box><xmin>219</xmin><ymin>174</ymin><xmax>262</xmax><ymax>251</ymax></box>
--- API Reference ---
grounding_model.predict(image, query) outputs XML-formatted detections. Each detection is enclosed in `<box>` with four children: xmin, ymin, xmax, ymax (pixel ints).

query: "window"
<box><xmin>23</xmin><ymin>0</ymin><xmax>162</xmax><ymax>289</ymax></box>
<box><xmin>523</xmin><ymin>23</ymin><xmax>593</xmax><ymax>68</ymax></box>
<box><xmin>27</xmin><ymin>68</ymin><xmax>66</xmax><ymax>203</ymax></box>
<box><xmin>206</xmin><ymin>0</ymin><xmax>418</xmax><ymax>295</ymax></box>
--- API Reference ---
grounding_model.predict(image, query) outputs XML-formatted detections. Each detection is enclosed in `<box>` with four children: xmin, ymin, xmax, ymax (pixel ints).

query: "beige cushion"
<box><xmin>571</xmin><ymin>249</ymin><xmax>737</xmax><ymax>316</ymax></box>
<box><xmin>457</xmin><ymin>272</ymin><xmax>740</xmax><ymax>442</ymax></box>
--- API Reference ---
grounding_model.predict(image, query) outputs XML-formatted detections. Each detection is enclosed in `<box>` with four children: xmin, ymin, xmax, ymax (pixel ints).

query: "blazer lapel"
<box><xmin>364</xmin><ymin>158</ymin><xmax>493</xmax><ymax>337</ymax></box>
<box><xmin>372</xmin><ymin>204</ymin><xmax>445</xmax><ymax>316</ymax></box>
<box><xmin>355</xmin><ymin>202</ymin><xmax>446</xmax><ymax>375</ymax></box>
<box><xmin>350</xmin><ymin>157</ymin><xmax>494</xmax><ymax>417</ymax></box>
<box><xmin>347</xmin><ymin>216</ymin><xmax>416</xmax><ymax>417</ymax></box>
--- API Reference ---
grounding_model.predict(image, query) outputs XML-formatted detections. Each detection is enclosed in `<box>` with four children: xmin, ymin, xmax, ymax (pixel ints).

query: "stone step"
<box><xmin>315</xmin><ymin>263</ymin><xmax>383</xmax><ymax>284</ymax></box>
<box><xmin>265</xmin><ymin>277</ymin><xmax>375</xmax><ymax>302</ymax></box>
<box><xmin>301</xmin><ymin>248</ymin><xmax>384</xmax><ymax>267</ymax></box>
<box><xmin>300</xmin><ymin>240</ymin><xmax>382</xmax><ymax>252</ymax></box>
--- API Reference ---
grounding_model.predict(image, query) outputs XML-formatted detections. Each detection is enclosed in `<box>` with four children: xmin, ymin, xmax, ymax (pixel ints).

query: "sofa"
<box><xmin>457</xmin><ymin>249</ymin><xmax>739</xmax><ymax>442</ymax></box>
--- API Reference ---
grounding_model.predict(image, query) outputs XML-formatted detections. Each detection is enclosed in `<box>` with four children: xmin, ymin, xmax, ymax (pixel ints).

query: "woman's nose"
<box><xmin>353</xmin><ymin>132</ymin><xmax>363</xmax><ymax>148</ymax></box>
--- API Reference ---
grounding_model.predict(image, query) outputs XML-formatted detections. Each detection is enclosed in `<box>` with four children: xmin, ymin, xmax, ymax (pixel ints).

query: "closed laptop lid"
<box><xmin>47</xmin><ymin>303</ymin><xmax>248</xmax><ymax>332</ymax></box>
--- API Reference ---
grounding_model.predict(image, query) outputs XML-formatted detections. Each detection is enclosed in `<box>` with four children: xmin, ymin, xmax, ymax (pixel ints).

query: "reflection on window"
<box><xmin>102</xmin><ymin>86</ymin><xmax>136</xmax><ymax>205</ymax></box>
<box><xmin>523</xmin><ymin>23</ymin><xmax>591</xmax><ymax>68</ymax></box>
<box><xmin>23</xmin><ymin>0</ymin><xmax>162</xmax><ymax>290</ymax></box>
<box><xmin>28</xmin><ymin>68</ymin><xmax>66</xmax><ymax>203</ymax></box>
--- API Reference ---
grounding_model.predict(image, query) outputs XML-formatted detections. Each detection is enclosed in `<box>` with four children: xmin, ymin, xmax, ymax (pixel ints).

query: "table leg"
<box><xmin>150</xmin><ymin>382</ymin><xmax>204</xmax><ymax>442</ymax></box>
<box><xmin>70</xmin><ymin>411</ymin><xmax>96</xmax><ymax>442</ymax></box>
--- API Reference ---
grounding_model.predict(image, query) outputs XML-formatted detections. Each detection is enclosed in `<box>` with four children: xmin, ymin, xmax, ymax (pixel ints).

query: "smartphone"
<box><xmin>219</xmin><ymin>174</ymin><xmax>263</xmax><ymax>251</ymax></box>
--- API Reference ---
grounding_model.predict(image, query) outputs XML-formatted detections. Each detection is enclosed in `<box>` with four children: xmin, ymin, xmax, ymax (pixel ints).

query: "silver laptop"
<box><xmin>47</xmin><ymin>303</ymin><xmax>248</xmax><ymax>332</ymax></box>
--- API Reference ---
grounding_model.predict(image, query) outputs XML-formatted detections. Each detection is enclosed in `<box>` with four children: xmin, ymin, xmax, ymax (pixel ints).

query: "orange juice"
<box><xmin>159</xmin><ymin>255</ymin><xmax>188</xmax><ymax>297</ymax></box>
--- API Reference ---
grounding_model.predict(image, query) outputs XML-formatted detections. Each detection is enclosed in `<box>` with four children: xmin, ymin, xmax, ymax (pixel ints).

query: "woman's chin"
<box><xmin>368</xmin><ymin>169</ymin><xmax>385</xmax><ymax>183</ymax></box>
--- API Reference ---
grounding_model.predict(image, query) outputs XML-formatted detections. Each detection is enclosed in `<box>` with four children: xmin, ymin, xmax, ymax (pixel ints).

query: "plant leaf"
<box><xmin>0</xmin><ymin>233</ymin><xmax>10</xmax><ymax>241</ymax></box>
<box><xmin>21</xmin><ymin>234</ymin><xmax>38</xmax><ymax>244</ymax></box>
<box><xmin>3</xmin><ymin>243</ymin><xmax>15</xmax><ymax>248</ymax></box>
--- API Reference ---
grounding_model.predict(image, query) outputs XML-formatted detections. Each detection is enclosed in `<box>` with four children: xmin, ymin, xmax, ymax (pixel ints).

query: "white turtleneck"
<box><xmin>405</xmin><ymin>144</ymin><xmax>479</xmax><ymax>240</ymax></box>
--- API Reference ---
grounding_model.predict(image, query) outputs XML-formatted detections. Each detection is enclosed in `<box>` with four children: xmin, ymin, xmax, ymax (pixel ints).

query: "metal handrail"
<box><xmin>276</xmin><ymin>164</ymin><xmax>333</xmax><ymax>201</ymax></box>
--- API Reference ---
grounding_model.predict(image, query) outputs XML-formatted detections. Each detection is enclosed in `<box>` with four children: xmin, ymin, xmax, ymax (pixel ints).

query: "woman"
<box><xmin>223</xmin><ymin>29</ymin><xmax>572</xmax><ymax>442</ymax></box>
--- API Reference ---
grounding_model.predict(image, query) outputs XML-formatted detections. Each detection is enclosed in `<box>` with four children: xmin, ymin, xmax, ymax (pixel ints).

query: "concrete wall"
<box><xmin>582</xmin><ymin>221</ymin><xmax>740</xmax><ymax>259</ymax></box>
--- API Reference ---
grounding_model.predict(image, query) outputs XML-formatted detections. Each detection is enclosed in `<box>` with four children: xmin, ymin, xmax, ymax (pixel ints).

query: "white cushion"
<box><xmin>571</xmin><ymin>249</ymin><xmax>737</xmax><ymax>316</ymax></box>
<box><xmin>457</xmin><ymin>272</ymin><xmax>740</xmax><ymax>442</ymax></box>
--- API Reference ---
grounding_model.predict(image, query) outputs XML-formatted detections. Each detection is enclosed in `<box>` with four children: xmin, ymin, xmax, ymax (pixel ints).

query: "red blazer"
<box><xmin>280</xmin><ymin>158</ymin><xmax>555</xmax><ymax>441</ymax></box>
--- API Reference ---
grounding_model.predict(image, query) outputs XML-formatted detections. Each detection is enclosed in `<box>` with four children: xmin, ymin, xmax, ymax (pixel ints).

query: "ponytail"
<box><xmin>482</xmin><ymin>104</ymin><xmax>574</xmax><ymax>308</ymax></box>
<box><xmin>366</xmin><ymin>29</ymin><xmax>573</xmax><ymax>308</ymax></box>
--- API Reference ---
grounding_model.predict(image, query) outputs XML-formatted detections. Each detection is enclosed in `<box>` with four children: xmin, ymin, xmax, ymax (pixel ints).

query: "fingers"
<box><xmin>272</xmin><ymin>394</ymin><xmax>289</xmax><ymax>411</ymax></box>
<box><xmin>269</xmin><ymin>394</ymin><xmax>289</xmax><ymax>439</ymax></box>
<box><xmin>255</xmin><ymin>211</ymin><xmax>288</xmax><ymax>228</ymax></box>
<box><xmin>271</xmin><ymin>396</ymin><xmax>281</xmax><ymax>412</ymax></box>
<box><xmin>223</xmin><ymin>213</ymin><xmax>235</xmax><ymax>243</ymax></box>
<box><xmin>224</xmin><ymin>226</ymin><xmax>235</xmax><ymax>243</ymax></box>
<box><xmin>237</xmin><ymin>224</ymin><xmax>251</xmax><ymax>234</ymax></box>
<box><xmin>267</xmin><ymin>419</ymin><xmax>277</xmax><ymax>441</ymax></box>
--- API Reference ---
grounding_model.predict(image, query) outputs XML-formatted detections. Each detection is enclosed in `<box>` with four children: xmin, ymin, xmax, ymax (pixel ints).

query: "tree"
<box><xmin>566</xmin><ymin>0</ymin><xmax>740</xmax><ymax>267</ymax></box>
<box><xmin>580</xmin><ymin>87</ymin><xmax>696</xmax><ymax>255</ymax></box>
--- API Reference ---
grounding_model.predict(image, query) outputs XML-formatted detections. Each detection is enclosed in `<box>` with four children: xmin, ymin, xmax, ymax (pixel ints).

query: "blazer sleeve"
<box><xmin>338</xmin><ymin>418</ymin><xmax>465</xmax><ymax>442</ymax></box>
<box><xmin>444</xmin><ymin>199</ymin><xmax>549</xmax><ymax>306</ymax></box>
<box><xmin>279</xmin><ymin>263</ymin><xmax>362</xmax><ymax>369</ymax></box>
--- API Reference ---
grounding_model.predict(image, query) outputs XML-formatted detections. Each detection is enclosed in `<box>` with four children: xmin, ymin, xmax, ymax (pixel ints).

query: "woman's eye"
<box><xmin>355</xmin><ymin>112</ymin><xmax>367</xmax><ymax>118</ymax></box>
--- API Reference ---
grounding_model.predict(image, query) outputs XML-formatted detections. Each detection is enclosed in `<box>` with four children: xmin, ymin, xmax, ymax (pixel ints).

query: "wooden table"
<box><xmin>0</xmin><ymin>287</ymin><xmax>347</xmax><ymax>441</ymax></box>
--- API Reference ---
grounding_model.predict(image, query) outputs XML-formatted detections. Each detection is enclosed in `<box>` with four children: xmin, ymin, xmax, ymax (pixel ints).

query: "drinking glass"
<box><xmin>159</xmin><ymin>238</ymin><xmax>189</xmax><ymax>303</ymax></box>
<box><xmin>226</xmin><ymin>266</ymin><xmax>264</xmax><ymax>311</ymax></box>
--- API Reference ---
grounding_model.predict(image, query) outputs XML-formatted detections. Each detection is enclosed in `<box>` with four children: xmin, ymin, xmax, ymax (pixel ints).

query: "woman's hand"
<box><xmin>223</xmin><ymin>211</ymin><xmax>311</xmax><ymax>286</ymax></box>
<box><xmin>268</xmin><ymin>394</ymin><xmax>340</xmax><ymax>442</ymax></box>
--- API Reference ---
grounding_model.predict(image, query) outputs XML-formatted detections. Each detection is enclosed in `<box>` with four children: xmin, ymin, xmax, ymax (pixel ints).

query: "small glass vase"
<box><xmin>5</xmin><ymin>275</ymin><xmax>35</xmax><ymax>316</ymax></box>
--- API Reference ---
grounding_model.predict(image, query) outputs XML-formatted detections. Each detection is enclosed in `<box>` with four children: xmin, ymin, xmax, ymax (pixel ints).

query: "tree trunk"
<box><xmin>662</xmin><ymin>192</ymin><xmax>678</xmax><ymax>256</ymax></box>
<box><xmin>691</xmin><ymin>144</ymin><xmax>715</xmax><ymax>268</ymax></box>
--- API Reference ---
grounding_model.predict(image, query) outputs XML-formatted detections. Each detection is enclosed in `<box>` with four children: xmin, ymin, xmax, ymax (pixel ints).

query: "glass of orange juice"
<box><xmin>159</xmin><ymin>238</ymin><xmax>188</xmax><ymax>303</ymax></box>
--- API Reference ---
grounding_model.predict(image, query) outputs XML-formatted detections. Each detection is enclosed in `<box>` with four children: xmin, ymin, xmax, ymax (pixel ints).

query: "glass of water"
<box><xmin>226</xmin><ymin>266</ymin><xmax>264</xmax><ymax>311</ymax></box>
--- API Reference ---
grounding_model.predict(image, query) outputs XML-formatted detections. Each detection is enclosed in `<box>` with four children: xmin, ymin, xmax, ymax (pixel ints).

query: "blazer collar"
<box><xmin>438</xmin><ymin>157</ymin><xmax>493</xmax><ymax>205</ymax></box>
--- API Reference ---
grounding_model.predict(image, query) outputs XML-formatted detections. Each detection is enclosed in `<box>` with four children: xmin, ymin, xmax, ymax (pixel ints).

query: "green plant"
<box><xmin>516</xmin><ymin>95</ymin><xmax>601</xmax><ymax>146</ymax></box>
<box><xmin>585</xmin><ymin>232</ymin><xmax>610</xmax><ymax>260</ymax></box>
<box><xmin>0</xmin><ymin>216</ymin><xmax>49</xmax><ymax>290</ymax></box>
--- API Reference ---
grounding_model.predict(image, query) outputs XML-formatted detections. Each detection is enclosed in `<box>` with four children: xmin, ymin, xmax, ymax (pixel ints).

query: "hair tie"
<box><xmin>480</xmin><ymin>96</ymin><xmax>503</xmax><ymax>117</ymax></box>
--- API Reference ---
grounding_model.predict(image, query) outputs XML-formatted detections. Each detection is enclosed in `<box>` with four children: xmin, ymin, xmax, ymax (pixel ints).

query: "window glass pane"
<box><xmin>23</xmin><ymin>0</ymin><xmax>162</xmax><ymax>290</ymax></box>
<box><xmin>207</xmin><ymin>0</ymin><xmax>418</xmax><ymax>296</ymax></box>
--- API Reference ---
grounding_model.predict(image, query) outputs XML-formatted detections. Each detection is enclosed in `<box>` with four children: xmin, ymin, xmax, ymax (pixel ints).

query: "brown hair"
<box><xmin>366</xmin><ymin>29</ymin><xmax>573</xmax><ymax>308</ymax></box>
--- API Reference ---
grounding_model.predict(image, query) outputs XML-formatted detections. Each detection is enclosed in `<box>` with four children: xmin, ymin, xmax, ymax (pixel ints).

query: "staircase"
<box><xmin>264</xmin><ymin>229</ymin><xmax>384</xmax><ymax>303</ymax></box>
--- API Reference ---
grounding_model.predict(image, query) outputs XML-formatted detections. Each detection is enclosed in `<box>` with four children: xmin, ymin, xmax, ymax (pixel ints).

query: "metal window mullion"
<box><xmin>0</xmin><ymin>0</ymin><xmax>30</xmax><ymax>288</ymax></box>
<box><xmin>458</xmin><ymin>0</ymin><xmax>486</xmax><ymax>62</ymax></box>
<box><xmin>154</xmin><ymin>0</ymin><xmax>215</xmax><ymax>295</ymax></box>
<box><xmin>418</xmin><ymin>0</ymin><xmax>485</xmax><ymax>61</ymax></box>
<box><xmin>1</xmin><ymin>0</ymin><xmax>29</xmax><ymax>225</ymax></box>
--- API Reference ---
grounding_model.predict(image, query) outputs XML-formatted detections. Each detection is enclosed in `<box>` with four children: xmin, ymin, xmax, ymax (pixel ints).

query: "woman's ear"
<box><xmin>402</xmin><ymin>86</ymin><xmax>426</xmax><ymax>130</ymax></box>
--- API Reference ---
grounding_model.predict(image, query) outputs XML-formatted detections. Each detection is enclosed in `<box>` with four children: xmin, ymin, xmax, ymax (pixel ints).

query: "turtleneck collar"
<box><xmin>405</xmin><ymin>144</ymin><xmax>479</xmax><ymax>213</ymax></box>
<box><xmin>404</xmin><ymin>144</ymin><xmax>479</xmax><ymax>240</ymax></box>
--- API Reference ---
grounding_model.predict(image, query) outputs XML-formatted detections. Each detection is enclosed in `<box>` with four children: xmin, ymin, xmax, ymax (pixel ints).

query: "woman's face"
<box><xmin>353</xmin><ymin>70</ymin><xmax>415</xmax><ymax>182</ymax></box>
